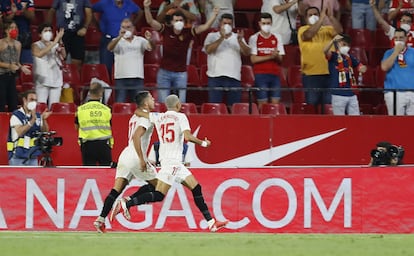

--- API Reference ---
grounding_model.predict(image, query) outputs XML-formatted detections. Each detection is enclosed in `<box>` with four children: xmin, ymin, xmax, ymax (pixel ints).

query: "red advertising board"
<box><xmin>1</xmin><ymin>166</ymin><xmax>414</xmax><ymax>233</ymax></box>
<box><xmin>0</xmin><ymin>114</ymin><xmax>413</xmax><ymax>166</ymax></box>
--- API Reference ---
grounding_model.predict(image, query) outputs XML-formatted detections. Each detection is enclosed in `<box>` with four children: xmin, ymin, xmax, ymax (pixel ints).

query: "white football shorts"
<box><xmin>115</xmin><ymin>146</ymin><xmax>157</xmax><ymax>182</ymax></box>
<box><xmin>156</xmin><ymin>160</ymin><xmax>192</xmax><ymax>185</ymax></box>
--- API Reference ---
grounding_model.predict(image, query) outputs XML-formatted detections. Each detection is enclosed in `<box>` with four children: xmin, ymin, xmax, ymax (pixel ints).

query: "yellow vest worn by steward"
<box><xmin>76</xmin><ymin>101</ymin><xmax>114</xmax><ymax>147</ymax></box>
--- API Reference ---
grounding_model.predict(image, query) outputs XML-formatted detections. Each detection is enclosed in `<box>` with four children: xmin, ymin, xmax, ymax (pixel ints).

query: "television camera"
<box><xmin>34</xmin><ymin>131</ymin><xmax>63</xmax><ymax>167</ymax></box>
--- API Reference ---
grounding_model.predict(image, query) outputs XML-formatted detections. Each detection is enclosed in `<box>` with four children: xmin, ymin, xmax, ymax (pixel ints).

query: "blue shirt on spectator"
<box><xmin>382</xmin><ymin>47</ymin><xmax>414</xmax><ymax>90</ymax></box>
<box><xmin>1</xmin><ymin>0</ymin><xmax>34</xmax><ymax>33</ymax></box>
<box><xmin>92</xmin><ymin>0</ymin><xmax>140</xmax><ymax>38</ymax></box>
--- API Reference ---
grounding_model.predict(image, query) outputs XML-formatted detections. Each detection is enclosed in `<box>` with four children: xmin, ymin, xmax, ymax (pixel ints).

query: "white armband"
<box><xmin>201</xmin><ymin>141</ymin><xmax>208</xmax><ymax>147</ymax></box>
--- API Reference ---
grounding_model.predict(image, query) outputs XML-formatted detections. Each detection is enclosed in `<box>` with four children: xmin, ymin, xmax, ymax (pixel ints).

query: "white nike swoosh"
<box><xmin>188</xmin><ymin>127</ymin><xmax>346</xmax><ymax>167</ymax></box>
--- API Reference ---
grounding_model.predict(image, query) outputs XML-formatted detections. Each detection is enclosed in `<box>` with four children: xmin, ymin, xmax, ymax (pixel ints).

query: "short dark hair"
<box><xmin>260</xmin><ymin>12</ymin><xmax>272</xmax><ymax>21</ymax></box>
<box><xmin>38</xmin><ymin>23</ymin><xmax>53</xmax><ymax>34</ymax></box>
<box><xmin>134</xmin><ymin>91</ymin><xmax>150</xmax><ymax>107</ymax></box>
<box><xmin>89</xmin><ymin>82</ymin><xmax>103</xmax><ymax>96</ymax></box>
<box><xmin>220</xmin><ymin>13</ymin><xmax>234</xmax><ymax>21</ymax></box>
<box><xmin>339</xmin><ymin>33</ymin><xmax>352</xmax><ymax>44</ymax></box>
<box><xmin>377</xmin><ymin>141</ymin><xmax>392</xmax><ymax>148</ymax></box>
<box><xmin>305</xmin><ymin>6</ymin><xmax>320</xmax><ymax>16</ymax></box>
<box><xmin>395</xmin><ymin>27</ymin><xmax>407</xmax><ymax>36</ymax></box>
<box><xmin>21</xmin><ymin>89</ymin><xmax>36</xmax><ymax>99</ymax></box>
<box><xmin>172</xmin><ymin>10</ymin><xmax>187</xmax><ymax>23</ymax></box>
<box><xmin>401</xmin><ymin>12</ymin><xmax>413</xmax><ymax>21</ymax></box>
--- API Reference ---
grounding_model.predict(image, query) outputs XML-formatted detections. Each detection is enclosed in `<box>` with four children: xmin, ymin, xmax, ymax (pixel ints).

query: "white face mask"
<box><xmin>223</xmin><ymin>24</ymin><xmax>232</xmax><ymax>35</ymax></box>
<box><xmin>123</xmin><ymin>30</ymin><xmax>132</xmax><ymax>39</ymax></box>
<box><xmin>339</xmin><ymin>46</ymin><xmax>350</xmax><ymax>55</ymax></box>
<box><xmin>400</xmin><ymin>23</ymin><xmax>411</xmax><ymax>33</ymax></box>
<box><xmin>42</xmin><ymin>31</ymin><xmax>53</xmax><ymax>41</ymax></box>
<box><xmin>261</xmin><ymin>24</ymin><xmax>271</xmax><ymax>33</ymax></box>
<box><xmin>395</xmin><ymin>40</ymin><xmax>406</xmax><ymax>47</ymax></box>
<box><xmin>308</xmin><ymin>15</ymin><xmax>319</xmax><ymax>25</ymax></box>
<box><xmin>27</xmin><ymin>101</ymin><xmax>37</xmax><ymax>111</ymax></box>
<box><xmin>173</xmin><ymin>21</ymin><xmax>184</xmax><ymax>31</ymax></box>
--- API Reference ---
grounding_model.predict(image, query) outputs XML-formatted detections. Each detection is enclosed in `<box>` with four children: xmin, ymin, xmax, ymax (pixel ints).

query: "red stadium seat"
<box><xmin>186</xmin><ymin>65</ymin><xmax>208</xmax><ymax>105</ymax></box>
<box><xmin>231</xmin><ymin>102</ymin><xmax>259</xmax><ymax>115</ymax></box>
<box><xmin>290</xmin><ymin>102</ymin><xmax>317</xmax><ymax>114</ymax></box>
<box><xmin>36</xmin><ymin>102</ymin><xmax>48</xmax><ymax>113</ymax></box>
<box><xmin>260</xmin><ymin>103</ymin><xmax>287</xmax><ymax>115</ymax></box>
<box><xmin>287</xmin><ymin>65</ymin><xmax>302</xmax><ymax>87</ymax></box>
<box><xmin>80</xmin><ymin>64</ymin><xmax>111</xmax><ymax>85</ymax></box>
<box><xmin>349</xmin><ymin>47</ymin><xmax>368</xmax><ymax>66</ymax></box>
<box><xmin>282</xmin><ymin>45</ymin><xmax>301</xmax><ymax>67</ymax></box>
<box><xmin>50</xmin><ymin>102</ymin><xmax>77</xmax><ymax>113</ymax></box>
<box><xmin>62</xmin><ymin>63</ymin><xmax>81</xmax><ymax>104</ymax></box>
<box><xmin>201</xmin><ymin>103</ymin><xmax>228</xmax><ymax>114</ymax></box>
<box><xmin>141</xmin><ymin>27</ymin><xmax>163</xmax><ymax>44</ymax></box>
<box><xmin>348</xmin><ymin>29</ymin><xmax>374</xmax><ymax>49</ymax></box>
<box><xmin>154</xmin><ymin>102</ymin><xmax>167</xmax><ymax>112</ymax></box>
<box><xmin>112</xmin><ymin>102</ymin><xmax>136</xmax><ymax>114</ymax></box>
<box><xmin>180</xmin><ymin>102</ymin><xmax>198</xmax><ymax>115</ymax></box>
<box><xmin>359</xmin><ymin>103</ymin><xmax>374</xmax><ymax>115</ymax></box>
<box><xmin>368</xmin><ymin>47</ymin><xmax>388</xmax><ymax>67</ymax></box>
<box><xmin>85</xmin><ymin>26</ymin><xmax>102</xmax><ymax>51</ymax></box>
<box><xmin>144</xmin><ymin>44</ymin><xmax>162</xmax><ymax>64</ymax></box>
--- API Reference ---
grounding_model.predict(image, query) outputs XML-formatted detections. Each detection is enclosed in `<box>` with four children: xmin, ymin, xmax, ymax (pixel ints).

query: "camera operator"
<box><xmin>369</xmin><ymin>141</ymin><xmax>405</xmax><ymax>166</ymax></box>
<box><xmin>75</xmin><ymin>81</ymin><xmax>113</xmax><ymax>166</ymax></box>
<box><xmin>7</xmin><ymin>90</ymin><xmax>52</xmax><ymax>166</ymax></box>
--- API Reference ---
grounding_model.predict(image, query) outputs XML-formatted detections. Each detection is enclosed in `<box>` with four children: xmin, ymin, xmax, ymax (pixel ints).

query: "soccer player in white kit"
<box><xmin>112</xmin><ymin>94</ymin><xmax>229</xmax><ymax>232</ymax></box>
<box><xmin>93</xmin><ymin>91</ymin><xmax>158</xmax><ymax>233</ymax></box>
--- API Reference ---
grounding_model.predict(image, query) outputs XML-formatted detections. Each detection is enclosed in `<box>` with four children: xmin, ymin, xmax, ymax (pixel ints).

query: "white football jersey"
<box><xmin>149</xmin><ymin>111</ymin><xmax>190</xmax><ymax>163</ymax></box>
<box><xmin>127</xmin><ymin>114</ymin><xmax>154</xmax><ymax>158</ymax></box>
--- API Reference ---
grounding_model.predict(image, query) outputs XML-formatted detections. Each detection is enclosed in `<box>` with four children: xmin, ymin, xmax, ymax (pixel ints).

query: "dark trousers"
<box><xmin>81</xmin><ymin>140</ymin><xmax>112</xmax><ymax>166</ymax></box>
<box><xmin>0</xmin><ymin>73</ymin><xmax>18</xmax><ymax>112</ymax></box>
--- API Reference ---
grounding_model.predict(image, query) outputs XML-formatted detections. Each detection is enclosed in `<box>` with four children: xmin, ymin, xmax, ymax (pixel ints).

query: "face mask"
<box><xmin>9</xmin><ymin>29</ymin><xmax>18</xmax><ymax>39</ymax></box>
<box><xmin>123</xmin><ymin>30</ymin><xmax>132</xmax><ymax>39</ymax></box>
<box><xmin>395</xmin><ymin>40</ymin><xmax>406</xmax><ymax>47</ymax></box>
<box><xmin>308</xmin><ymin>15</ymin><xmax>319</xmax><ymax>25</ymax></box>
<box><xmin>27</xmin><ymin>101</ymin><xmax>37</xmax><ymax>111</ymax></box>
<box><xmin>223</xmin><ymin>24</ymin><xmax>232</xmax><ymax>35</ymax></box>
<box><xmin>173</xmin><ymin>21</ymin><xmax>184</xmax><ymax>31</ymax></box>
<box><xmin>261</xmin><ymin>24</ymin><xmax>271</xmax><ymax>33</ymax></box>
<box><xmin>339</xmin><ymin>46</ymin><xmax>350</xmax><ymax>55</ymax></box>
<box><xmin>42</xmin><ymin>31</ymin><xmax>53</xmax><ymax>41</ymax></box>
<box><xmin>400</xmin><ymin>23</ymin><xmax>411</xmax><ymax>33</ymax></box>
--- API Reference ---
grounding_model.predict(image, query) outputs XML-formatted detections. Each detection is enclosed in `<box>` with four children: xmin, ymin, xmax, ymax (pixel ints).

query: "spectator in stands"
<box><xmin>298</xmin><ymin>6</ymin><xmax>342</xmax><ymax>111</ymax></box>
<box><xmin>381</xmin><ymin>28</ymin><xmax>414</xmax><ymax>115</ymax></box>
<box><xmin>201</xmin><ymin>0</ymin><xmax>236</xmax><ymax>28</ymax></box>
<box><xmin>7</xmin><ymin>90</ymin><xmax>51</xmax><ymax>166</ymax></box>
<box><xmin>249</xmin><ymin>12</ymin><xmax>285</xmax><ymax>110</ymax></box>
<box><xmin>32</xmin><ymin>24</ymin><xmax>66</xmax><ymax>109</ymax></box>
<box><xmin>387</xmin><ymin>0</ymin><xmax>414</xmax><ymax>24</ymax></box>
<box><xmin>261</xmin><ymin>0</ymin><xmax>301</xmax><ymax>45</ymax></box>
<box><xmin>347</xmin><ymin>0</ymin><xmax>380</xmax><ymax>31</ymax></box>
<box><xmin>75</xmin><ymin>81</ymin><xmax>114</xmax><ymax>166</ymax></box>
<box><xmin>48</xmin><ymin>0</ymin><xmax>92</xmax><ymax>72</ymax></box>
<box><xmin>299</xmin><ymin>0</ymin><xmax>340</xmax><ymax>26</ymax></box>
<box><xmin>370</xmin><ymin>0</ymin><xmax>414</xmax><ymax>47</ymax></box>
<box><xmin>157</xmin><ymin>0</ymin><xmax>201</xmax><ymax>25</ymax></box>
<box><xmin>1</xmin><ymin>0</ymin><xmax>35</xmax><ymax>63</ymax></box>
<box><xmin>143</xmin><ymin>0</ymin><xmax>219</xmax><ymax>103</ymax></box>
<box><xmin>0</xmin><ymin>21</ymin><xmax>31</xmax><ymax>112</ymax></box>
<box><xmin>204</xmin><ymin>13</ymin><xmax>250</xmax><ymax>106</ymax></box>
<box><xmin>323</xmin><ymin>34</ymin><xmax>367</xmax><ymax>115</ymax></box>
<box><xmin>108</xmin><ymin>18</ymin><xmax>154</xmax><ymax>103</ymax></box>
<box><xmin>92</xmin><ymin>0</ymin><xmax>142</xmax><ymax>75</ymax></box>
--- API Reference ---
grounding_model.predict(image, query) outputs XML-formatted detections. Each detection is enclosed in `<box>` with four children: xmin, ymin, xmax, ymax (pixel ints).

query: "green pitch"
<box><xmin>1</xmin><ymin>232</ymin><xmax>414</xmax><ymax>256</ymax></box>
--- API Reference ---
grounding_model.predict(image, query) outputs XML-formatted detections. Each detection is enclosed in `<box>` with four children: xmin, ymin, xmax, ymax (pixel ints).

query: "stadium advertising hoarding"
<box><xmin>0</xmin><ymin>114</ymin><xmax>413</xmax><ymax>166</ymax></box>
<box><xmin>1</xmin><ymin>167</ymin><xmax>413</xmax><ymax>233</ymax></box>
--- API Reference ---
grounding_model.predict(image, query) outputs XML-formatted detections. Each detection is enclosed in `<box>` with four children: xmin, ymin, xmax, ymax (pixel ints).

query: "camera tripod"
<box><xmin>39</xmin><ymin>151</ymin><xmax>55</xmax><ymax>167</ymax></box>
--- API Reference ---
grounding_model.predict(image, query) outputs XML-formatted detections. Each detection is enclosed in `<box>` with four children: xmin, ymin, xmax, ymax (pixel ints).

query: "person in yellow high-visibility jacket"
<box><xmin>75</xmin><ymin>81</ymin><xmax>113</xmax><ymax>166</ymax></box>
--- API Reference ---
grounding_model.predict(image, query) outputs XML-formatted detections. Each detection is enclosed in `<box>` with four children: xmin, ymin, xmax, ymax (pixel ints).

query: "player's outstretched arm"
<box><xmin>183</xmin><ymin>130</ymin><xmax>211</xmax><ymax>147</ymax></box>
